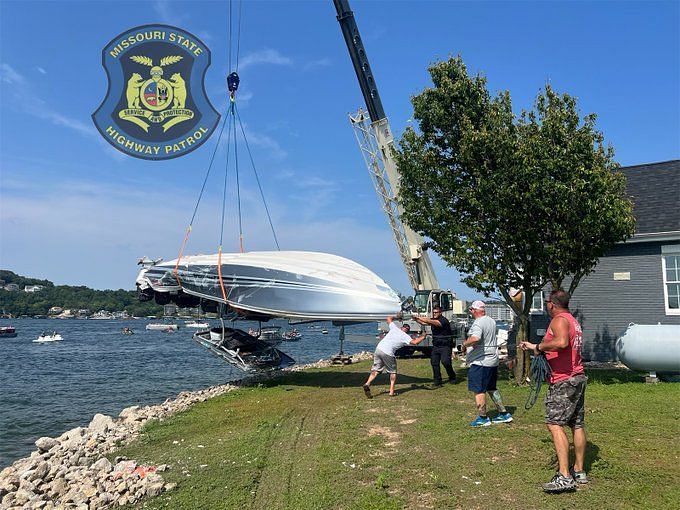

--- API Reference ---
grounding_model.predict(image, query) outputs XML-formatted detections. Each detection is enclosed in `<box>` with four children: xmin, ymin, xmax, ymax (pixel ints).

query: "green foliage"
<box><xmin>396</xmin><ymin>56</ymin><xmax>635</xmax><ymax>318</ymax></box>
<box><xmin>0</xmin><ymin>270</ymin><xmax>162</xmax><ymax>316</ymax></box>
<box><xmin>0</xmin><ymin>270</ymin><xmax>53</xmax><ymax>289</ymax></box>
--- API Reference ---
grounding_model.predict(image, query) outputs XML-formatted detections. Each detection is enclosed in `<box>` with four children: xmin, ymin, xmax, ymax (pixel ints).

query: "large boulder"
<box><xmin>35</xmin><ymin>437</ymin><xmax>59</xmax><ymax>452</ymax></box>
<box><xmin>89</xmin><ymin>414</ymin><xmax>115</xmax><ymax>434</ymax></box>
<box><xmin>90</xmin><ymin>457</ymin><xmax>113</xmax><ymax>473</ymax></box>
<box><xmin>118</xmin><ymin>406</ymin><xmax>141</xmax><ymax>421</ymax></box>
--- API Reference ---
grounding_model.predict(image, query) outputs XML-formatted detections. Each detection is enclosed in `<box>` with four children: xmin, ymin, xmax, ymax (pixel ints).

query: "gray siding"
<box><xmin>530</xmin><ymin>240</ymin><xmax>680</xmax><ymax>361</ymax></box>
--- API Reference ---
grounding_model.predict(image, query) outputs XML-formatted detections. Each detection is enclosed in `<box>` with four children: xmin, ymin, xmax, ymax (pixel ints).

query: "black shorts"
<box><xmin>467</xmin><ymin>364</ymin><xmax>498</xmax><ymax>393</ymax></box>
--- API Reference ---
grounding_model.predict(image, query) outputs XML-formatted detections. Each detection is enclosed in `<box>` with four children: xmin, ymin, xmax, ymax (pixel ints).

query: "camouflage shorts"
<box><xmin>545</xmin><ymin>374</ymin><xmax>588</xmax><ymax>428</ymax></box>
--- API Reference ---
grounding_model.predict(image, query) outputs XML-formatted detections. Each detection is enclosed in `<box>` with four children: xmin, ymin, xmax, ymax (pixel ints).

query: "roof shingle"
<box><xmin>618</xmin><ymin>160</ymin><xmax>680</xmax><ymax>235</ymax></box>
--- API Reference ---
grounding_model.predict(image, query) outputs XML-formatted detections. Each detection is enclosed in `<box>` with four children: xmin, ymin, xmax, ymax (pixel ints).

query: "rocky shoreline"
<box><xmin>0</xmin><ymin>352</ymin><xmax>372</xmax><ymax>510</ymax></box>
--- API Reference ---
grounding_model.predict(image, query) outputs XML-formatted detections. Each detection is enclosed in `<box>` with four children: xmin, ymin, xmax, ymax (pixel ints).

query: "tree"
<box><xmin>395</xmin><ymin>57</ymin><xmax>636</xmax><ymax>382</ymax></box>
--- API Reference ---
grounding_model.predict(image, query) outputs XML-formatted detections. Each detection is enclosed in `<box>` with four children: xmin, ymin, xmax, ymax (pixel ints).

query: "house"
<box><xmin>48</xmin><ymin>306</ymin><xmax>63</xmax><ymax>315</ymax></box>
<box><xmin>24</xmin><ymin>285</ymin><xmax>44</xmax><ymax>293</ymax></box>
<box><xmin>484</xmin><ymin>301</ymin><xmax>515</xmax><ymax>322</ymax></box>
<box><xmin>531</xmin><ymin>160</ymin><xmax>680</xmax><ymax>361</ymax></box>
<box><xmin>3</xmin><ymin>284</ymin><xmax>20</xmax><ymax>291</ymax></box>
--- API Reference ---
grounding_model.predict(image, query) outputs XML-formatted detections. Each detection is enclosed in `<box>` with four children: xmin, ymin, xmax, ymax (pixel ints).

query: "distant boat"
<box><xmin>321</xmin><ymin>329</ymin><xmax>329</xmax><ymax>335</ymax></box>
<box><xmin>0</xmin><ymin>326</ymin><xmax>17</xmax><ymax>338</ymax></box>
<box><xmin>185</xmin><ymin>321</ymin><xmax>210</xmax><ymax>329</ymax></box>
<box><xmin>146</xmin><ymin>323</ymin><xmax>179</xmax><ymax>332</ymax></box>
<box><xmin>193</xmin><ymin>327</ymin><xmax>295</xmax><ymax>372</ymax></box>
<box><xmin>121</xmin><ymin>327</ymin><xmax>134</xmax><ymax>335</ymax></box>
<box><xmin>282</xmin><ymin>328</ymin><xmax>302</xmax><ymax>341</ymax></box>
<box><xmin>249</xmin><ymin>326</ymin><xmax>284</xmax><ymax>345</ymax></box>
<box><xmin>34</xmin><ymin>332</ymin><xmax>63</xmax><ymax>343</ymax></box>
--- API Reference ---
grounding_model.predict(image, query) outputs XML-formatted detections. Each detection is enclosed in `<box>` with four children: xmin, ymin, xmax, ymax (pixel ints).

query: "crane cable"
<box><xmin>216</xmin><ymin>0</ymin><xmax>243</xmax><ymax>302</ymax></box>
<box><xmin>173</xmin><ymin>112</ymin><xmax>232</xmax><ymax>286</ymax></box>
<box><xmin>175</xmin><ymin>0</ymin><xmax>280</xmax><ymax>304</ymax></box>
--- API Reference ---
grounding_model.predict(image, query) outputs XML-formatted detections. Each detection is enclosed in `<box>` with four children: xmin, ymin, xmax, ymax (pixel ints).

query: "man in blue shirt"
<box><xmin>363</xmin><ymin>315</ymin><xmax>427</xmax><ymax>398</ymax></box>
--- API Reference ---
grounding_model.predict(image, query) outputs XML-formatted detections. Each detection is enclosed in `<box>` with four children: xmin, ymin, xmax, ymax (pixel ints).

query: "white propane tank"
<box><xmin>616</xmin><ymin>324</ymin><xmax>680</xmax><ymax>372</ymax></box>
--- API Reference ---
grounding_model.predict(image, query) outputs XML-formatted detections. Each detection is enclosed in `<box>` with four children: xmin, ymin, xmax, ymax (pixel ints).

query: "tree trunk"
<box><xmin>513</xmin><ymin>315</ymin><xmax>531</xmax><ymax>384</ymax></box>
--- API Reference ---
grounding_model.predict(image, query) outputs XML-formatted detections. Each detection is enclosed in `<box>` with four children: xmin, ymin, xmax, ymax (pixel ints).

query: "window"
<box><xmin>662</xmin><ymin>245</ymin><xmax>680</xmax><ymax>315</ymax></box>
<box><xmin>440</xmin><ymin>293</ymin><xmax>452</xmax><ymax>311</ymax></box>
<box><xmin>530</xmin><ymin>291</ymin><xmax>544</xmax><ymax>314</ymax></box>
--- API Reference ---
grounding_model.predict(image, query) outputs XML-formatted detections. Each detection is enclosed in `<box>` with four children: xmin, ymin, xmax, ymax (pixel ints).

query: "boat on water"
<box><xmin>34</xmin><ymin>332</ymin><xmax>63</xmax><ymax>343</ymax></box>
<box><xmin>146</xmin><ymin>323</ymin><xmax>179</xmax><ymax>332</ymax></box>
<box><xmin>185</xmin><ymin>321</ymin><xmax>210</xmax><ymax>329</ymax></box>
<box><xmin>121</xmin><ymin>327</ymin><xmax>134</xmax><ymax>335</ymax></box>
<box><xmin>249</xmin><ymin>326</ymin><xmax>284</xmax><ymax>345</ymax></box>
<box><xmin>321</xmin><ymin>329</ymin><xmax>329</xmax><ymax>335</ymax></box>
<box><xmin>282</xmin><ymin>328</ymin><xmax>302</xmax><ymax>341</ymax></box>
<box><xmin>0</xmin><ymin>326</ymin><xmax>17</xmax><ymax>338</ymax></box>
<box><xmin>193</xmin><ymin>327</ymin><xmax>295</xmax><ymax>372</ymax></box>
<box><xmin>136</xmin><ymin>251</ymin><xmax>401</xmax><ymax>322</ymax></box>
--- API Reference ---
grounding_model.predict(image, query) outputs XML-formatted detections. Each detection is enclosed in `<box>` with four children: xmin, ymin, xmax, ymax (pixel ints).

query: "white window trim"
<box><xmin>530</xmin><ymin>291</ymin><xmax>544</xmax><ymax>315</ymax></box>
<box><xmin>661</xmin><ymin>244</ymin><xmax>680</xmax><ymax>316</ymax></box>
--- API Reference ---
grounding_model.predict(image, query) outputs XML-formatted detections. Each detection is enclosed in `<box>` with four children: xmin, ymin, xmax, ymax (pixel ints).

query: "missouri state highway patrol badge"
<box><xmin>92</xmin><ymin>24</ymin><xmax>220</xmax><ymax>160</ymax></box>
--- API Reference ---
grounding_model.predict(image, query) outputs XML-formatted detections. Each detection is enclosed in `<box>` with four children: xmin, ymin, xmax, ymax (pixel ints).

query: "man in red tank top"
<box><xmin>520</xmin><ymin>289</ymin><xmax>588</xmax><ymax>493</ymax></box>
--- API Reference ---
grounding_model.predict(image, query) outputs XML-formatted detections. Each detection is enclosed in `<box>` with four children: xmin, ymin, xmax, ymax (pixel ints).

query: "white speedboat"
<box><xmin>34</xmin><ymin>332</ymin><xmax>63</xmax><ymax>343</ymax></box>
<box><xmin>184</xmin><ymin>321</ymin><xmax>210</xmax><ymax>329</ymax></box>
<box><xmin>136</xmin><ymin>251</ymin><xmax>401</xmax><ymax>322</ymax></box>
<box><xmin>146</xmin><ymin>323</ymin><xmax>179</xmax><ymax>332</ymax></box>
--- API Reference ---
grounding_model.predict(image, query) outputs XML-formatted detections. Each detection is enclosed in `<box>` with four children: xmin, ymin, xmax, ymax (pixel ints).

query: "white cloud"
<box><xmin>153</xmin><ymin>0</ymin><xmax>189</xmax><ymax>26</ymax></box>
<box><xmin>1</xmin><ymin>63</ymin><xmax>25</xmax><ymax>84</ymax></box>
<box><xmin>36</xmin><ymin>67</ymin><xmax>47</xmax><ymax>75</ymax></box>
<box><xmin>0</xmin><ymin>174</ymin><xmax>411</xmax><ymax>293</ymax></box>
<box><xmin>303</xmin><ymin>57</ymin><xmax>332</xmax><ymax>71</ymax></box>
<box><xmin>1</xmin><ymin>62</ymin><xmax>124</xmax><ymax>160</ymax></box>
<box><xmin>238</xmin><ymin>124</ymin><xmax>287</xmax><ymax>160</ymax></box>
<box><xmin>238</xmin><ymin>49</ymin><xmax>293</xmax><ymax>70</ymax></box>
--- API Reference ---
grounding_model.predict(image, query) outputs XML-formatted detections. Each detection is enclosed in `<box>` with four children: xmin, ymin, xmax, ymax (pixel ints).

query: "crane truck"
<box><xmin>333</xmin><ymin>0</ymin><xmax>464</xmax><ymax>355</ymax></box>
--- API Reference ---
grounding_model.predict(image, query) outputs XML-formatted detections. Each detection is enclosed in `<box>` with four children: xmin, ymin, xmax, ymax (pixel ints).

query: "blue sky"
<box><xmin>1</xmin><ymin>0</ymin><xmax>678</xmax><ymax>299</ymax></box>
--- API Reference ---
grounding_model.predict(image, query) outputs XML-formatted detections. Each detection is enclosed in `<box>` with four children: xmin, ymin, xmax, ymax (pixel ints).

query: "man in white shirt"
<box><xmin>363</xmin><ymin>315</ymin><xmax>427</xmax><ymax>398</ymax></box>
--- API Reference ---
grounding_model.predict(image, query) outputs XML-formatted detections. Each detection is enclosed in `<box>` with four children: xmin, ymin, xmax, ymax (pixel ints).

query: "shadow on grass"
<box><xmin>584</xmin><ymin>369</ymin><xmax>645</xmax><ymax>385</ymax></box>
<box><xmin>541</xmin><ymin>438</ymin><xmax>601</xmax><ymax>473</ymax></box>
<box><xmin>270</xmin><ymin>370</ymin><xmax>431</xmax><ymax>389</ymax></box>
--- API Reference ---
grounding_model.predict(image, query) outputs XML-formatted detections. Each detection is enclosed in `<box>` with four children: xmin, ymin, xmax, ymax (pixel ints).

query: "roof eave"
<box><xmin>620</xmin><ymin>231</ymin><xmax>680</xmax><ymax>244</ymax></box>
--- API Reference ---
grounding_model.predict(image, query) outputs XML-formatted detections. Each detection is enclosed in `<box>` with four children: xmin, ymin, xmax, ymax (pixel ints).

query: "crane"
<box><xmin>333</xmin><ymin>0</ymin><xmax>461</xmax><ymax>348</ymax></box>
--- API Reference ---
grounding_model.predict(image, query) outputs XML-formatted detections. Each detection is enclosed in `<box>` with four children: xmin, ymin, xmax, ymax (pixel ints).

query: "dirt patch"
<box><xmin>399</xmin><ymin>419</ymin><xmax>417</xmax><ymax>425</ymax></box>
<box><xmin>368</xmin><ymin>425</ymin><xmax>400</xmax><ymax>447</ymax></box>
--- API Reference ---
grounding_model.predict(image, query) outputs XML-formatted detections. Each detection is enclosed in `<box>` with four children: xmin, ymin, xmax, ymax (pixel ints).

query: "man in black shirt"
<box><xmin>414</xmin><ymin>306</ymin><xmax>457</xmax><ymax>386</ymax></box>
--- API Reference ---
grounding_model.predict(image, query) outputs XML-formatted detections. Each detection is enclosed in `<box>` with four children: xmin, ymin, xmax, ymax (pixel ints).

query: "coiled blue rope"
<box><xmin>525</xmin><ymin>353</ymin><xmax>552</xmax><ymax>410</ymax></box>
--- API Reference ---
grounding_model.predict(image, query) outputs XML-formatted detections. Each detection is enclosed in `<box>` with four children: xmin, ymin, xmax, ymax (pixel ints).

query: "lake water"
<box><xmin>0</xmin><ymin>318</ymin><xmax>379</xmax><ymax>467</ymax></box>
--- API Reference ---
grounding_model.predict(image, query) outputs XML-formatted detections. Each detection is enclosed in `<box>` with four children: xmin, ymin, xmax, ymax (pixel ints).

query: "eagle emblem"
<box><xmin>92</xmin><ymin>24</ymin><xmax>220</xmax><ymax>160</ymax></box>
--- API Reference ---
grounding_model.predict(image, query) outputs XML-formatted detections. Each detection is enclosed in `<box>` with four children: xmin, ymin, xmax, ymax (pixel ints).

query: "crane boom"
<box><xmin>333</xmin><ymin>0</ymin><xmax>439</xmax><ymax>291</ymax></box>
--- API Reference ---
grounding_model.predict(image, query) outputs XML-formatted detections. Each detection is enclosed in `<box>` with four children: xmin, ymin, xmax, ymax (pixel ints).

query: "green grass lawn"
<box><xmin>116</xmin><ymin>359</ymin><xmax>680</xmax><ymax>510</ymax></box>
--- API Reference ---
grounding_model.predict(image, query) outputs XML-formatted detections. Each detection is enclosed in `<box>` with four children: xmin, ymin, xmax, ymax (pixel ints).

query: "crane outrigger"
<box><xmin>333</xmin><ymin>0</ymin><xmax>462</xmax><ymax>351</ymax></box>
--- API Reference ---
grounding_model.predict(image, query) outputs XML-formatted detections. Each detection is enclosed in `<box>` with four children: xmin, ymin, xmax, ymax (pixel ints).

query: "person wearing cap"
<box><xmin>363</xmin><ymin>315</ymin><xmax>427</xmax><ymax>398</ymax></box>
<box><xmin>520</xmin><ymin>289</ymin><xmax>587</xmax><ymax>493</ymax></box>
<box><xmin>414</xmin><ymin>306</ymin><xmax>457</xmax><ymax>386</ymax></box>
<box><xmin>462</xmin><ymin>300</ymin><xmax>513</xmax><ymax>427</ymax></box>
